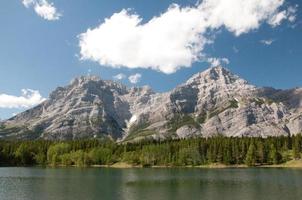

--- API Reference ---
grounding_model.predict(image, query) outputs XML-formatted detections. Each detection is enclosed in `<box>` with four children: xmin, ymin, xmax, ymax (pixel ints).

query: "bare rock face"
<box><xmin>1</xmin><ymin>66</ymin><xmax>302</xmax><ymax>141</ymax></box>
<box><xmin>176</xmin><ymin>125</ymin><xmax>200</xmax><ymax>139</ymax></box>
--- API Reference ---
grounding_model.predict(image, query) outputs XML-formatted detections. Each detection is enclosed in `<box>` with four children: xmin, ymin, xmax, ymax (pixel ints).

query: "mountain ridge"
<box><xmin>1</xmin><ymin>66</ymin><xmax>302</xmax><ymax>141</ymax></box>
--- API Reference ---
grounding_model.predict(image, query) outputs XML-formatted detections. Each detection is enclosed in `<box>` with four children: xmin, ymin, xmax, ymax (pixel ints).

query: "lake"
<box><xmin>0</xmin><ymin>167</ymin><xmax>301</xmax><ymax>200</ymax></box>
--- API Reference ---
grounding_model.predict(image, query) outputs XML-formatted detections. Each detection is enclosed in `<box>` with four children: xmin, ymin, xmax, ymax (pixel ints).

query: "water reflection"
<box><xmin>0</xmin><ymin>167</ymin><xmax>302</xmax><ymax>200</ymax></box>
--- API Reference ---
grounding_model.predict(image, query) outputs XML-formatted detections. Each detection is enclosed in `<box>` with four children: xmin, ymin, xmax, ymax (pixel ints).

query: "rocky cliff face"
<box><xmin>1</xmin><ymin>66</ymin><xmax>302</xmax><ymax>141</ymax></box>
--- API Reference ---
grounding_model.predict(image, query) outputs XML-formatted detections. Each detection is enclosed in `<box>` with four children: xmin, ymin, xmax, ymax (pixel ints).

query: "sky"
<box><xmin>0</xmin><ymin>0</ymin><xmax>301</xmax><ymax>119</ymax></box>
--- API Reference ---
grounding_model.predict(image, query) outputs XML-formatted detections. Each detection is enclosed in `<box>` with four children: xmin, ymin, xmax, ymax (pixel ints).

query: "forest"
<box><xmin>0</xmin><ymin>135</ymin><xmax>301</xmax><ymax>167</ymax></box>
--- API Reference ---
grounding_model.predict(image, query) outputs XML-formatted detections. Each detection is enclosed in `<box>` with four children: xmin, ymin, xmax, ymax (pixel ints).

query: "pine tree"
<box><xmin>268</xmin><ymin>143</ymin><xmax>282</xmax><ymax>164</ymax></box>
<box><xmin>293</xmin><ymin>135</ymin><xmax>301</xmax><ymax>159</ymax></box>
<box><xmin>257</xmin><ymin>141</ymin><xmax>265</xmax><ymax>164</ymax></box>
<box><xmin>245</xmin><ymin>142</ymin><xmax>257</xmax><ymax>166</ymax></box>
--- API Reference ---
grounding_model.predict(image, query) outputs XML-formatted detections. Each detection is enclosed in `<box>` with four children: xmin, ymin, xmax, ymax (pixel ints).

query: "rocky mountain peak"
<box><xmin>70</xmin><ymin>75</ymin><xmax>101</xmax><ymax>85</ymax></box>
<box><xmin>186</xmin><ymin>66</ymin><xmax>249</xmax><ymax>86</ymax></box>
<box><xmin>1</xmin><ymin>66</ymin><xmax>302</xmax><ymax>141</ymax></box>
<box><xmin>182</xmin><ymin>66</ymin><xmax>256</xmax><ymax>103</ymax></box>
<box><xmin>129</xmin><ymin>85</ymin><xmax>154</xmax><ymax>96</ymax></box>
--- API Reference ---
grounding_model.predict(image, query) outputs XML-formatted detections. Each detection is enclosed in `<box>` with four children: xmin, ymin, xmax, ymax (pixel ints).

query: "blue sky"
<box><xmin>0</xmin><ymin>0</ymin><xmax>301</xmax><ymax>119</ymax></box>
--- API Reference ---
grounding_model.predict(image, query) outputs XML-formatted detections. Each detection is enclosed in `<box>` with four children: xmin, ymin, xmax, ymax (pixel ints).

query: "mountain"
<box><xmin>1</xmin><ymin>66</ymin><xmax>302</xmax><ymax>141</ymax></box>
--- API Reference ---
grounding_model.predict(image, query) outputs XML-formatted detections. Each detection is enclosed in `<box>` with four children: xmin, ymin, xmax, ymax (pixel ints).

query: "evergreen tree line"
<box><xmin>0</xmin><ymin>135</ymin><xmax>301</xmax><ymax>167</ymax></box>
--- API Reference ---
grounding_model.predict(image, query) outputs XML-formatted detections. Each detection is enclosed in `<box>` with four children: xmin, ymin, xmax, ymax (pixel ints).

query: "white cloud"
<box><xmin>128</xmin><ymin>73</ymin><xmax>142</xmax><ymax>84</ymax></box>
<box><xmin>287</xmin><ymin>5</ymin><xmax>298</xmax><ymax>22</ymax></box>
<box><xmin>207</xmin><ymin>57</ymin><xmax>230</xmax><ymax>67</ymax></box>
<box><xmin>260</xmin><ymin>39</ymin><xmax>274</xmax><ymax>45</ymax></box>
<box><xmin>22</xmin><ymin>0</ymin><xmax>61</xmax><ymax>21</ymax></box>
<box><xmin>0</xmin><ymin>89</ymin><xmax>46</xmax><ymax>109</ymax></box>
<box><xmin>201</xmin><ymin>0</ymin><xmax>286</xmax><ymax>36</ymax></box>
<box><xmin>268</xmin><ymin>10</ymin><xmax>287</xmax><ymax>27</ymax></box>
<box><xmin>113</xmin><ymin>73</ymin><xmax>126</xmax><ymax>80</ymax></box>
<box><xmin>34</xmin><ymin>0</ymin><xmax>61</xmax><ymax>21</ymax></box>
<box><xmin>268</xmin><ymin>4</ymin><xmax>298</xmax><ymax>26</ymax></box>
<box><xmin>22</xmin><ymin>0</ymin><xmax>34</xmax><ymax>8</ymax></box>
<box><xmin>78</xmin><ymin>0</ymin><xmax>296</xmax><ymax>74</ymax></box>
<box><xmin>79</xmin><ymin>7</ymin><xmax>207</xmax><ymax>74</ymax></box>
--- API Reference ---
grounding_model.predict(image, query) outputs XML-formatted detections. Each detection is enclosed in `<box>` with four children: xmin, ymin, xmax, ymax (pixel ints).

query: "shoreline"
<box><xmin>89</xmin><ymin>160</ymin><xmax>302</xmax><ymax>169</ymax></box>
<box><xmin>2</xmin><ymin>160</ymin><xmax>302</xmax><ymax>169</ymax></box>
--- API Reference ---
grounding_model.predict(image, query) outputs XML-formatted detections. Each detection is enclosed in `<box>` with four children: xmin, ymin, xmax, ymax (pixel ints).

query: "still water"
<box><xmin>0</xmin><ymin>167</ymin><xmax>301</xmax><ymax>200</ymax></box>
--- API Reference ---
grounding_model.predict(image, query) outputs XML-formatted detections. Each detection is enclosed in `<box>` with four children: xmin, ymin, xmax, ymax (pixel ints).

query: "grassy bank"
<box><xmin>46</xmin><ymin>160</ymin><xmax>302</xmax><ymax>169</ymax></box>
<box><xmin>261</xmin><ymin>159</ymin><xmax>302</xmax><ymax>168</ymax></box>
<box><xmin>93</xmin><ymin>160</ymin><xmax>302</xmax><ymax>169</ymax></box>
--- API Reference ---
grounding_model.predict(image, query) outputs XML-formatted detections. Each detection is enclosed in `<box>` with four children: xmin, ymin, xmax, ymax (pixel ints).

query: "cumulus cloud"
<box><xmin>260</xmin><ymin>39</ymin><xmax>275</xmax><ymax>45</ymax></box>
<box><xmin>268</xmin><ymin>10</ymin><xmax>287</xmax><ymax>26</ymax></box>
<box><xmin>207</xmin><ymin>57</ymin><xmax>230</xmax><ymax>67</ymax></box>
<box><xmin>287</xmin><ymin>5</ymin><xmax>298</xmax><ymax>22</ymax></box>
<box><xmin>128</xmin><ymin>73</ymin><xmax>142</xmax><ymax>84</ymax></box>
<box><xmin>22</xmin><ymin>0</ymin><xmax>61</xmax><ymax>21</ymax></box>
<box><xmin>79</xmin><ymin>7</ymin><xmax>207</xmax><ymax>74</ymax></box>
<box><xmin>268</xmin><ymin>5</ymin><xmax>298</xmax><ymax>26</ymax></box>
<box><xmin>22</xmin><ymin>0</ymin><xmax>34</xmax><ymax>8</ymax></box>
<box><xmin>201</xmin><ymin>0</ymin><xmax>286</xmax><ymax>35</ymax></box>
<box><xmin>78</xmin><ymin>0</ymin><xmax>296</xmax><ymax>74</ymax></box>
<box><xmin>0</xmin><ymin>89</ymin><xmax>46</xmax><ymax>109</ymax></box>
<box><xmin>113</xmin><ymin>73</ymin><xmax>126</xmax><ymax>80</ymax></box>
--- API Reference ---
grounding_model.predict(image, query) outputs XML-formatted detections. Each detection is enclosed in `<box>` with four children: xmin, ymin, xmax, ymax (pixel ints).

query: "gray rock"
<box><xmin>1</xmin><ymin>66</ymin><xmax>302</xmax><ymax>141</ymax></box>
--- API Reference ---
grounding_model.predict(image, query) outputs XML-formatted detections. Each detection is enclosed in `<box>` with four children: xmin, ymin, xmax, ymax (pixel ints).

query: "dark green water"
<box><xmin>0</xmin><ymin>167</ymin><xmax>302</xmax><ymax>200</ymax></box>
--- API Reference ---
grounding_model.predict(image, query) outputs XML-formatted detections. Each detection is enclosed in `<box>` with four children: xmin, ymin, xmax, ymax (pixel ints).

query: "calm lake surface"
<box><xmin>0</xmin><ymin>167</ymin><xmax>302</xmax><ymax>200</ymax></box>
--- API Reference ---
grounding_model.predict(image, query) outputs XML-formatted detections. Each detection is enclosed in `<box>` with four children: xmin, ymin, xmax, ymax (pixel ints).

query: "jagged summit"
<box><xmin>70</xmin><ymin>75</ymin><xmax>101</xmax><ymax>84</ymax></box>
<box><xmin>186</xmin><ymin>66</ymin><xmax>251</xmax><ymax>86</ymax></box>
<box><xmin>1</xmin><ymin>66</ymin><xmax>302</xmax><ymax>141</ymax></box>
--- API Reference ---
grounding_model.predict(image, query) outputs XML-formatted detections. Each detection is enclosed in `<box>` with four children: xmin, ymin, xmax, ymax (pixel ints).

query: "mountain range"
<box><xmin>1</xmin><ymin>66</ymin><xmax>302</xmax><ymax>142</ymax></box>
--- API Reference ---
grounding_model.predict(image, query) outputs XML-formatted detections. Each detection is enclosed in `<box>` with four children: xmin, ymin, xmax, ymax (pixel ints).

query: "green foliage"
<box><xmin>129</xmin><ymin>123</ymin><xmax>149</xmax><ymax>134</ymax></box>
<box><xmin>167</xmin><ymin>115</ymin><xmax>199</xmax><ymax>132</ymax></box>
<box><xmin>253</xmin><ymin>98</ymin><xmax>265</xmax><ymax>106</ymax></box>
<box><xmin>293</xmin><ymin>134</ymin><xmax>302</xmax><ymax>159</ymax></box>
<box><xmin>245</xmin><ymin>142</ymin><xmax>257</xmax><ymax>166</ymax></box>
<box><xmin>0</xmin><ymin>126</ymin><xmax>22</xmax><ymax>138</ymax></box>
<box><xmin>268</xmin><ymin>144</ymin><xmax>282</xmax><ymax>164</ymax></box>
<box><xmin>89</xmin><ymin>147</ymin><xmax>113</xmax><ymax>165</ymax></box>
<box><xmin>122</xmin><ymin>151</ymin><xmax>140</xmax><ymax>165</ymax></box>
<box><xmin>265</xmin><ymin>98</ymin><xmax>275</xmax><ymax>105</ymax></box>
<box><xmin>34</xmin><ymin>152</ymin><xmax>47</xmax><ymax>165</ymax></box>
<box><xmin>178</xmin><ymin>147</ymin><xmax>201</xmax><ymax>166</ymax></box>
<box><xmin>196</xmin><ymin>112</ymin><xmax>207</xmax><ymax>124</ymax></box>
<box><xmin>47</xmin><ymin>143</ymin><xmax>71</xmax><ymax>166</ymax></box>
<box><xmin>125</xmin><ymin>130</ymin><xmax>157</xmax><ymax>141</ymax></box>
<box><xmin>70</xmin><ymin>150</ymin><xmax>89</xmax><ymax>167</ymax></box>
<box><xmin>14</xmin><ymin>143</ymin><xmax>34</xmax><ymax>165</ymax></box>
<box><xmin>59</xmin><ymin>153</ymin><xmax>73</xmax><ymax>166</ymax></box>
<box><xmin>0</xmin><ymin>134</ymin><xmax>302</xmax><ymax>167</ymax></box>
<box><xmin>126</xmin><ymin>123</ymin><xmax>151</xmax><ymax>140</ymax></box>
<box><xmin>208</xmin><ymin>99</ymin><xmax>239</xmax><ymax>119</ymax></box>
<box><xmin>229</xmin><ymin>99</ymin><xmax>239</xmax><ymax>108</ymax></box>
